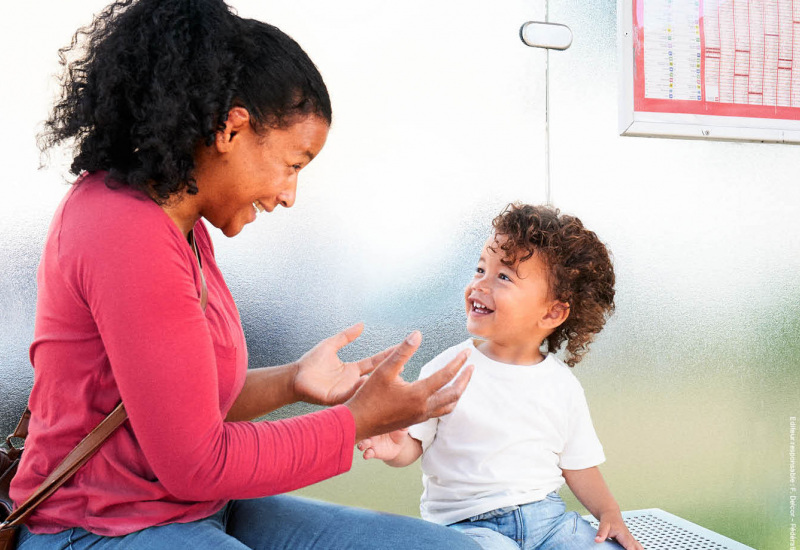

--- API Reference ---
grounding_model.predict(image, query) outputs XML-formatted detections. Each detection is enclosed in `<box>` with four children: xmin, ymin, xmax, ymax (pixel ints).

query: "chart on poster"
<box><xmin>619</xmin><ymin>0</ymin><xmax>800</xmax><ymax>143</ymax></box>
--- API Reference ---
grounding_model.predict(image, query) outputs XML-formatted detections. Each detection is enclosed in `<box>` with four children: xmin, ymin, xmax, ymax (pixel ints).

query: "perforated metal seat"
<box><xmin>583</xmin><ymin>509</ymin><xmax>755</xmax><ymax>550</ymax></box>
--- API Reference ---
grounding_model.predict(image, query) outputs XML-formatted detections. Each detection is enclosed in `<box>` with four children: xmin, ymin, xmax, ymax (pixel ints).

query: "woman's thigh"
<box><xmin>15</xmin><ymin>508</ymin><xmax>246</xmax><ymax>550</ymax></box>
<box><xmin>226</xmin><ymin>495</ymin><xmax>481</xmax><ymax>550</ymax></box>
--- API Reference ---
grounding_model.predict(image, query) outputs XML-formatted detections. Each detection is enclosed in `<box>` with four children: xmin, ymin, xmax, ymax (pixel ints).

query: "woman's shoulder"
<box><xmin>68</xmin><ymin>171</ymin><xmax>161</xmax><ymax>217</ymax></box>
<box><xmin>52</xmin><ymin>172</ymin><xmax>195</xmax><ymax>278</ymax></box>
<box><xmin>59</xmin><ymin>172</ymin><xmax>181</xmax><ymax>244</ymax></box>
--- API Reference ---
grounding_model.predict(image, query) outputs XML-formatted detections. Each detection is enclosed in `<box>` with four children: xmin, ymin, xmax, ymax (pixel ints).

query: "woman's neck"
<box><xmin>157</xmin><ymin>191</ymin><xmax>201</xmax><ymax>238</ymax></box>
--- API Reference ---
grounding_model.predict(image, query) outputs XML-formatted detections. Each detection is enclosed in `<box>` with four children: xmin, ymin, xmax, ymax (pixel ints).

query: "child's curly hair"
<box><xmin>491</xmin><ymin>203</ymin><xmax>615</xmax><ymax>367</ymax></box>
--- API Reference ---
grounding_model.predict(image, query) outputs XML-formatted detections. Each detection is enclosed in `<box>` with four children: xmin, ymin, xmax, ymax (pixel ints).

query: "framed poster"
<box><xmin>619</xmin><ymin>0</ymin><xmax>800</xmax><ymax>143</ymax></box>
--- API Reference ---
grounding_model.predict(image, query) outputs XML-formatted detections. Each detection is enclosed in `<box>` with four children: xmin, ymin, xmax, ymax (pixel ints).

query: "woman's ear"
<box><xmin>541</xmin><ymin>301</ymin><xmax>570</xmax><ymax>330</ymax></box>
<box><xmin>215</xmin><ymin>107</ymin><xmax>251</xmax><ymax>152</ymax></box>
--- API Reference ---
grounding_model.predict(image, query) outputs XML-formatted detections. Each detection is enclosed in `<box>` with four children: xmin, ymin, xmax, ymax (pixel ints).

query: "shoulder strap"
<box><xmin>1</xmin><ymin>402</ymin><xmax>127</xmax><ymax>529</ymax></box>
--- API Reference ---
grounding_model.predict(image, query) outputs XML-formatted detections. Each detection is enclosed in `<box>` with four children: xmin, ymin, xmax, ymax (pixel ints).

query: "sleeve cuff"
<box><xmin>559</xmin><ymin>451</ymin><xmax>606</xmax><ymax>471</ymax></box>
<box><xmin>330</xmin><ymin>405</ymin><xmax>356</xmax><ymax>474</ymax></box>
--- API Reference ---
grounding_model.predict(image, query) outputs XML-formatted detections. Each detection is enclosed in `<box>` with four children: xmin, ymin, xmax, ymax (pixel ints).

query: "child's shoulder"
<box><xmin>542</xmin><ymin>354</ymin><xmax>586</xmax><ymax>391</ymax></box>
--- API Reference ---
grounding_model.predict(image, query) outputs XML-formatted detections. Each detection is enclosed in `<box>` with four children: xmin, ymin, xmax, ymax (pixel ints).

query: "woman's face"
<box><xmin>196</xmin><ymin>111</ymin><xmax>329</xmax><ymax>237</ymax></box>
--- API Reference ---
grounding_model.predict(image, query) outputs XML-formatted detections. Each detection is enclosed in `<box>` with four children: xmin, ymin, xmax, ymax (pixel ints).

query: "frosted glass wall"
<box><xmin>1</xmin><ymin>0</ymin><xmax>546</xmax><ymax>417</ymax></box>
<box><xmin>542</xmin><ymin>1</ymin><xmax>798</xmax><ymax>548</ymax></box>
<box><xmin>2</xmin><ymin>2</ymin><xmax>797</xmax><ymax>549</ymax></box>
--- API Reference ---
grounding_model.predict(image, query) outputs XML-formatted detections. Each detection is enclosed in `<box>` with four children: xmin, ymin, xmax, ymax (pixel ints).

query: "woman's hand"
<box><xmin>345</xmin><ymin>331</ymin><xmax>473</xmax><ymax>442</ymax></box>
<box><xmin>293</xmin><ymin>323</ymin><xmax>393</xmax><ymax>406</ymax></box>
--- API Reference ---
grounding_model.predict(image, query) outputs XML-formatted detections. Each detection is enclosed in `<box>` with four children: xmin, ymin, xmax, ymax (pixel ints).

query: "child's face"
<box><xmin>464</xmin><ymin>235</ymin><xmax>557</xmax><ymax>350</ymax></box>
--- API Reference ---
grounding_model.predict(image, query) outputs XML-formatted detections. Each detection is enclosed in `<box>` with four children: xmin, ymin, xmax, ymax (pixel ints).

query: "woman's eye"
<box><xmin>292</xmin><ymin>164</ymin><xmax>302</xmax><ymax>171</ymax></box>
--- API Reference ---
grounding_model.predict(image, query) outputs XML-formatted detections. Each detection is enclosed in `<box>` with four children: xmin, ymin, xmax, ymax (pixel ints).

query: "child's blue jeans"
<box><xmin>15</xmin><ymin>495</ymin><xmax>480</xmax><ymax>549</ymax></box>
<box><xmin>448</xmin><ymin>492</ymin><xmax>624</xmax><ymax>550</ymax></box>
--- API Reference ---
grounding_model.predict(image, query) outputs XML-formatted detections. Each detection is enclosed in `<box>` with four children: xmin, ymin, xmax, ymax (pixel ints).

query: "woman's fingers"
<box><xmin>423</xmin><ymin>363</ymin><xmax>474</xmax><ymax>418</ymax></box>
<box><xmin>329</xmin><ymin>322</ymin><xmax>364</xmax><ymax>351</ymax></box>
<box><xmin>416</xmin><ymin>349</ymin><xmax>471</xmax><ymax>393</ymax></box>
<box><xmin>356</xmin><ymin>344</ymin><xmax>399</xmax><ymax>376</ymax></box>
<box><xmin>351</xmin><ymin>375</ymin><xmax>369</xmax><ymax>394</ymax></box>
<box><xmin>371</xmin><ymin>331</ymin><xmax>422</xmax><ymax>381</ymax></box>
<box><xmin>346</xmin><ymin>332</ymin><xmax>478</xmax><ymax>441</ymax></box>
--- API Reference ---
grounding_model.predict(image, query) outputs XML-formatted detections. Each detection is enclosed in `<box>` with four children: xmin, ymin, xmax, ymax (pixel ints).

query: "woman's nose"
<box><xmin>278</xmin><ymin>180</ymin><xmax>297</xmax><ymax>208</ymax></box>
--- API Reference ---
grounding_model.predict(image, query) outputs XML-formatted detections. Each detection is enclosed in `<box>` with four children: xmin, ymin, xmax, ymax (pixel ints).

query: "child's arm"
<box><xmin>562</xmin><ymin>467</ymin><xmax>643</xmax><ymax>550</ymax></box>
<box><xmin>357</xmin><ymin>429</ymin><xmax>423</xmax><ymax>467</ymax></box>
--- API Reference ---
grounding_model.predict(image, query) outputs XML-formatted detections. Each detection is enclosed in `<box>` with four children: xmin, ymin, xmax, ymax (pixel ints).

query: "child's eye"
<box><xmin>499</xmin><ymin>273</ymin><xmax>511</xmax><ymax>281</ymax></box>
<box><xmin>475</xmin><ymin>267</ymin><xmax>485</xmax><ymax>274</ymax></box>
<box><xmin>292</xmin><ymin>164</ymin><xmax>302</xmax><ymax>171</ymax></box>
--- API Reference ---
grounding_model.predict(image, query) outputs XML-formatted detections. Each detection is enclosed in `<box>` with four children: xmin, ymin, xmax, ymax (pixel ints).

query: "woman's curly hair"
<box><xmin>491</xmin><ymin>203</ymin><xmax>615</xmax><ymax>367</ymax></box>
<box><xmin>39</xmin><ymin>0</ymin><xmax>332</xmax><ymax>202</ymax></box>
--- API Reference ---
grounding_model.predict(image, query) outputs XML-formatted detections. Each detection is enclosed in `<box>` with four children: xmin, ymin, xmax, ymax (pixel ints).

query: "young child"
<box><xmin>358</xmin><ymin>204</ymin><xmax>642</xmax><ymax>550</ymax></box>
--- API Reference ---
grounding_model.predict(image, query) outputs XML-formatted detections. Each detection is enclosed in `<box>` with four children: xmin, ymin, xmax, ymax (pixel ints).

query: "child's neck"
<box><xmin>474</xmin><ymin>339</ymin><xmax>546</xmax><ymax>366</ymax></box>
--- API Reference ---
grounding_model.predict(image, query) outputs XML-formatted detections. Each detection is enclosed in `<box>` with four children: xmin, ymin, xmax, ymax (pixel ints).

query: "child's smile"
<box><xmin>468</xmin><ymin>296</ymin><xmax>494</xmax><ymax>316</ymax></box>
<box><xmin>464</xmin><ymin>234</ymin><xmax>566</xmax><ymax>365</ymax></box>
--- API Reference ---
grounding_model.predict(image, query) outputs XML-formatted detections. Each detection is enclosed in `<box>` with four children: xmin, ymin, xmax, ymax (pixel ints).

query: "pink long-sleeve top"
<box><xmin>10</xmin><ymin>172</ymin><xmax>355</xmax><ymax>535</ymax></box>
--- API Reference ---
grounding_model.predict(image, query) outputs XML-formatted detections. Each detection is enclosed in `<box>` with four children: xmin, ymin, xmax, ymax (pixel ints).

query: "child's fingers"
<box><xmin>613</xmin><ymin>529</ymin><xmax>643</xmax><ymax>550</ymax></box>
<box><xmin>362</xmin><ymin>447</ymin><xmax>376</xmax><ymax>460</ymax></box>
<box><xmin>595</xmin><ymin>522</ymin><xmax>611</xmax><ymax>543</ymax></box>
<box><xmin>357</xmin><ymin>439</ymin><xmax>377</xmax><ymax>460</ymax></box>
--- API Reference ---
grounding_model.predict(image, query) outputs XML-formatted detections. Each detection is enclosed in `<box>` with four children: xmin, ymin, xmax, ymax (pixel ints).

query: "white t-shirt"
<box><xmin>408</xmin><ymin>339</ymin><xmax>605</xmax><ymax>525</ymax></box>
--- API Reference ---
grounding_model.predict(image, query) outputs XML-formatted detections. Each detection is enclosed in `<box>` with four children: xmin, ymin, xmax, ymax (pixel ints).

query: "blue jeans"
<box><xmin>16</xmin><ymin>495</ymin><xmax>480</xmax><ymax>549</ymax></box>
<box><xmin>448</xmin><ymin>492</ymin><xmax>624</xmax><ymax>550</ymax></box>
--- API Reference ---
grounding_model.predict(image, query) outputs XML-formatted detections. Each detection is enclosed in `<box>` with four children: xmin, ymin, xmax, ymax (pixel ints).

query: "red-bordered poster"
<box><xmin>619</xmin><ymin>0</ymin><xmax>800</xmax><ymax>143</ymax></box>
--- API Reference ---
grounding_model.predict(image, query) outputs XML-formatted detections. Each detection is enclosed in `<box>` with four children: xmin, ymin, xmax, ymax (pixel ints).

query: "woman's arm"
<box><xmin>224</xmin><ymin>364</ymin><xmax>298</xmax><ymax>421</ymax></box>
<box><xmin>562</xmin><ymin>467</ymin><xmax>643</xmax><ymax>550</ymax></box>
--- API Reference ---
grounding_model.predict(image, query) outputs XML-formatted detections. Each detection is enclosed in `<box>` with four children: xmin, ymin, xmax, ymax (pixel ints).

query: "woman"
<box><xmin>11</xmin><ymin>0</ymin><xmax>477</xmax><ymax>548</ymax></box>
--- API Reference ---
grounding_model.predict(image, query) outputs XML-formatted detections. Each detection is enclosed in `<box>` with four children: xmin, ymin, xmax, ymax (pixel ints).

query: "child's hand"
<box><xmin>595</xmin><ymin>510</ymin><xmax>643</xmax><ymax>550</ymax></box>
<box><xmin>357</xmin><ymin>429</ymin><xmax>410</xmax><ymax>461</ymax></box>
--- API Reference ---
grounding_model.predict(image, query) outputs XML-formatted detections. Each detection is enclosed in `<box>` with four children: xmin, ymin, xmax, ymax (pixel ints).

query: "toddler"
<box><xmin>358</xmin><ymin>204</ymin><xmax>641</xmax><ymax>550</ymax></box>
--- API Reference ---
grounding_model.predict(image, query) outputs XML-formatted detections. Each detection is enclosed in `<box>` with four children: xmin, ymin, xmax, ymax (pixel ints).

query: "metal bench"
<box><xmin>584</xmin><ymin>509</ymin><xmax>755</xmax><ymax>550</ymax></box>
